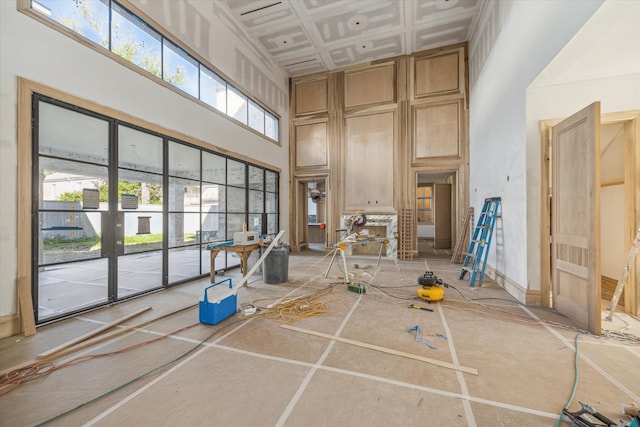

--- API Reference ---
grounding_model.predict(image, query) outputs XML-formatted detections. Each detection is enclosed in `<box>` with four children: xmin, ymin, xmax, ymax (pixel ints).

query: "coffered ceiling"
<box><xmin>220</xmin><ymin>0</ymin><xmax>481</xmax><ymax>76</ymax></box>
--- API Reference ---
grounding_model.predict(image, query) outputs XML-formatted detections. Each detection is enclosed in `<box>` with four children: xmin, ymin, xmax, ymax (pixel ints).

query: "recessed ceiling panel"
<box><xmin>258</xmin><ymin>25</ymin><xmax>313</xmax><ymax>54</ymax></box>
<box><xmin>329</xmin><ymin>34</ymin><xmax>403</xmax><ymax>69</ymax></box>
<box><xmin>216</xmin><ymin>0</ymin><xmax>481</xmax><ymax>77</ymax></box>
<box><xmin>413</xmin><ymin>17</ymin><xmax>473</xmax><ymax>52</ymax></box>
<box><xmin>313</xmin><ymin>2</ymin><xmax>402</xmax><ymax>44</ymax></box>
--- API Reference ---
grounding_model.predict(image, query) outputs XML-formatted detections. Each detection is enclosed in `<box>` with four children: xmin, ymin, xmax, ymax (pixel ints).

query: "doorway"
<box><xmin>291</xmin><ymin>176</ymin><xmax>328</xmax><ymax>252</ymax></box>
<box><xmin>541</xmin><ymin>107</ymin><xmax>640</xmax><ymax>333</ymax></box>
<box><xmin>416</xmin><ymin>171</ymin><xmax>456</xmax><ymax>258</ymax></box>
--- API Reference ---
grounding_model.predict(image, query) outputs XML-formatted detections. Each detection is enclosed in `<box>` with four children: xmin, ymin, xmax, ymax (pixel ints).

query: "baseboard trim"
<box><xmin>483</xmin><ymin>265</ymin><xmax>528</xmax><ymax>305</ymax></box>
<box><xmin>0</xmin><ymin>312</ymin><xmax>20</xmax><ymax>339</ymax></box>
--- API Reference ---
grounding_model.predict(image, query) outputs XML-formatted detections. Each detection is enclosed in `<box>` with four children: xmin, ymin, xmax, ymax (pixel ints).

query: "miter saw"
<box><xmin>417</xmin><ymin>271</ymin><xmax>445</xmax><ymax>302</ymax></box>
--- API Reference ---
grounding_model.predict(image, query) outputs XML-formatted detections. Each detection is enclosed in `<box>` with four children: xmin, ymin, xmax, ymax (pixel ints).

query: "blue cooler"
<box><xmin>199</xmin><ymin>278</ymin><xmax>237</xmax><ymax>325</ymax></box>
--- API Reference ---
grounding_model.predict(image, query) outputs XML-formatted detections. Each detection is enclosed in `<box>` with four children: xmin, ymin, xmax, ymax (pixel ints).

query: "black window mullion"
<box><xmin>108</xmin><ymin>120</ymin><xmax>119</xmax><ymax>302</ymax></box>
<box><xmin>31</xmin><ymin>96</ymin><xmax>41</xmax><ymax>324</ymax></box>
<box><xmin>162</xmin><ymin>137</ymin><xmax>169</xmax><ymax>286</ymax></box>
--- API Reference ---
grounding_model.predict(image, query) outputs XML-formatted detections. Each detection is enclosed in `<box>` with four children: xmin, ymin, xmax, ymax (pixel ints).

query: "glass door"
<box><xmin>116</xmin><ymin>125</ymin><xmax>165</xmax><ymax>296</ymax></box>
<box><xmin>34</xmin><ymin>100</ymin><xmax>166</xmax><ymax>324</ymax></box>
<box><xmin>35</xmin><ymin>100</ymin><xmax>112</xmax><ymax>322</ymax></box>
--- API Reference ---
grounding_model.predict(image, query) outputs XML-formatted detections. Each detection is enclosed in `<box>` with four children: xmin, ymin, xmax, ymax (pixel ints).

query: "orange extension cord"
<box><xmin>0</xmin><ymin>322</ymin><xmax>198</xmax><ymax>396</ymax></box>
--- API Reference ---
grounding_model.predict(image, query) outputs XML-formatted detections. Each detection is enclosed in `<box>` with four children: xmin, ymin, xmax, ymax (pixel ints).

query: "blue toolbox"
<box><xmin>199</xmin><ymin>278</ymin><xmax>237</xmax><ymax>325</ymax></box>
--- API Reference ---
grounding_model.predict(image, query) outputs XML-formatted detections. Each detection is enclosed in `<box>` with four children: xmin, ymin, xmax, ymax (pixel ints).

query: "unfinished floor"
<box><xmin>1</xmin><ymin>246</ymin><xmax>639</xmax><ymax>427</ymax></box>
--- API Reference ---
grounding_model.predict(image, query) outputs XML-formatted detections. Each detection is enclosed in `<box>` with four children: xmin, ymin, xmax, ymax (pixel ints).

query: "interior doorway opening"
<box><xmin>541</xmin><ymin>108</ymin><xmax>640</xmax><ymax>335</ymax></box>
<box><xmin>416</xmin><ymin>171</ymin><xmax>457</xmax><ymax>259</ymax></box>
<box><xmin>307</xmin><ymin>180</ymin><xmax>327</xmax><ymax>252</ymax></box>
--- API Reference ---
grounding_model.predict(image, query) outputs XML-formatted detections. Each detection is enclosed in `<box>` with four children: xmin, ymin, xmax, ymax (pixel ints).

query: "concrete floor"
<box><xmin>1</xmin><ymin>246</ymin><xmax>639</xmax><ymax>427</ymax></box>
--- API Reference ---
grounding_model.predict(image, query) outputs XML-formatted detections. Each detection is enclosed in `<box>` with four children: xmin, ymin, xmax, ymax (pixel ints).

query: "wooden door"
<box><xmin>551</xmin><ymin>102</ymin><xmax>601</xmax><ymax>334</ymax></box>
<box><xmin>434</xmin><ymin>183</ymin><xmax>452</xmax><ymax>249</ymax></box>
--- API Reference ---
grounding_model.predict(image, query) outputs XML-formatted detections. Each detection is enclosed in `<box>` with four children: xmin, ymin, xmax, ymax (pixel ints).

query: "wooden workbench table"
<box><xmin>209</xmin><ymin>242</ymin><xmax>261</xmax><ymax>284</ymax></box>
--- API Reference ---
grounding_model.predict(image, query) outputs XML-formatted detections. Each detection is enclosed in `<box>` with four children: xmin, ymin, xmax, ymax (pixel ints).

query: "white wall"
<box><xmin>468</xmin><ymin>0</ymin><xmax>603</xmax><ymax>299</ymax></box>
<box><xmin>0</xmin><ymin>2</ymin><xmax>289</xmax><ymax>318</ymax></box>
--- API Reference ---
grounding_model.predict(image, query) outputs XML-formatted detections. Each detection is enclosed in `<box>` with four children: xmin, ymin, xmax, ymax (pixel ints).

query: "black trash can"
<box><xmin>263</xmin><ymin>245</ymin><xmax>289</xmax><ymax>284</ymax></box>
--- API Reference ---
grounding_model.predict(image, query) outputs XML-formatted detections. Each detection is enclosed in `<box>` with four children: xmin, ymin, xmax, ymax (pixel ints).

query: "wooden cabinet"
<box><xmin>345</xmin><ymin>112</ymin><xmax>395</xmax><ymax>211</ymax></box>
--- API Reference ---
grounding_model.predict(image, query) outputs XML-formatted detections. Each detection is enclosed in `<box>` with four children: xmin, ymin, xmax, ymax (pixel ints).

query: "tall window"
<box><xmin>29</xmin><ymin>0</ymin><xmax>280</xmax><ymax>143</ymax></box>
<box><xmin>417</xmin><ymin>184</ymin><xmax>433</xmax><ymax>224</ymax></box>
<box><xmin>32</xmin><ymin>95</ymin><xmax>279</xmax><ymax>324</ymax></box>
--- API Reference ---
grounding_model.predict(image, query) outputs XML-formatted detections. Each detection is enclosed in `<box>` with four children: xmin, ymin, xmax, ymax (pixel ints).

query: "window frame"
<box><xmin>416</xmin><ymin>183</ymin><xmax>433</xmax><ymax>225</ymax></box>
<box><xmin>22</xmin><ymin>0</ymin><xmax>281</xmax><ymax>144</ymax></box>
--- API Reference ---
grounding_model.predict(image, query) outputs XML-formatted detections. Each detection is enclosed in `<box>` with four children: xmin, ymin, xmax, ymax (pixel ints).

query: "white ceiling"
<box><xmin>533</xmin><ymin>0</ymin><xmax>640</xmax><ymax>87</ymax></box>
<box><xmin>219</xmin><ymin>0</ymin><xmax>481</xmax><ymax>76</ymax></box>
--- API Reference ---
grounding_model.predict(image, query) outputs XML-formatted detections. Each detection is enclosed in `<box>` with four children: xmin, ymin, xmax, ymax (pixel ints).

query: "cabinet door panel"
<box><xmin>345</xmin><ymin>112</ymin><xmax>395</xmax><ymax>211</ymax></box>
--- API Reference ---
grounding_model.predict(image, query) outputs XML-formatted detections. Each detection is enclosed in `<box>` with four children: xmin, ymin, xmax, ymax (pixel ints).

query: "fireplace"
<box><xmin>339</xmin><ymin>214</ymin><xmax>397</xmax><ymax>259</ymax></box>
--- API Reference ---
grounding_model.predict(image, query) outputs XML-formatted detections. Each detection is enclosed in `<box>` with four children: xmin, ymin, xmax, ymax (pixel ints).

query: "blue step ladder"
<box><xmin>459</xmin><ymin>197</ymin><xmax>501</xmax><ymax>287</ymax></box>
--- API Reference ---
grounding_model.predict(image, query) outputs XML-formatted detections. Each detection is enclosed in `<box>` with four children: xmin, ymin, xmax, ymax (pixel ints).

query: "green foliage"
<box><xmin>164</xmin><ymin>65</ymin><xmax>187</xmax><ymax>86</ymax></box>
<box><xmin>57</xmin><ymin>191</ymin><xmax>84</xmax><ymax>202</ymax></box>
<box><xmin>43</xmin><ymin>235</ymin><xmax>100</xmax><ymax>251</ymax></box>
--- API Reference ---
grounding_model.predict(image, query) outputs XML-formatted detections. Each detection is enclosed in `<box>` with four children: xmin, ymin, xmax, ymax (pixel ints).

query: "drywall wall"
<box><xmin>524</xmin><ymin>0</ymin><xmax>640</xmax><ymax>297</ymax></box>
<box><xmin>0</xmin><ymin>1</ymin><xmax>290</xmax><ymax>319</ymax></box>
<box><xmin>468</xmin><ymin>0</ymin><xmax>604</xmax><ymax>300</ymax></box>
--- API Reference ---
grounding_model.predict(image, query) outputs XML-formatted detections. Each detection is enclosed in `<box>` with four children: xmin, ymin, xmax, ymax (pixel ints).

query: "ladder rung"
<box><xmin>462</xmin><ymin>266</ymin><xmax>473</xmax><ymax>273</ymax></box>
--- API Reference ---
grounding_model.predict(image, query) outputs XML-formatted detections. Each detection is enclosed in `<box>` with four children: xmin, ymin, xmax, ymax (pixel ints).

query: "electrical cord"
<box><xmin>554</xmin><ymin>332</ymin><xmax>585</xmax><ymax>427</ymax></box>
<box><xmin>0</xmin><ymin>322</ymin><xmax>199</xmax><ymax>397</ymax></box>
<box><xmin>31</xmin><ymin>317</ymin><xmax>246</xmax><ymax>426</ymax></box>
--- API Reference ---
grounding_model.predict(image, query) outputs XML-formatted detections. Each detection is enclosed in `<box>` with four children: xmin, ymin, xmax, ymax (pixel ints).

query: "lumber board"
<box><xmin>18</xmin><ymin>277</ymin><xmax>36</xmax><ymax>336</ymax></box>
<box><xmin>36</xmin><ymin>306</ymin><xmax>152</xmax><ymax>359</ymax></box>
<box><xmin>1</xmin><ymin>303</ymin><xmax>197</xmax><ymax>377</ymax></box>
<box><xmin>238</xmin><ymin>229</ymin><xmax>285</xmax><ymax>287</ymax></box>
<box><xmin>281</xmin><ymin>324</ymin><xmax>478</xmax><ymax>376</ymax></box>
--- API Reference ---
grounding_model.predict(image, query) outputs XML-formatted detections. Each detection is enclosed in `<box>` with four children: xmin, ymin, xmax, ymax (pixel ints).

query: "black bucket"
<box><xmin>263</xmin><ymin>245</ymin><xmax>289</xmax><ymax>284</ymax></box>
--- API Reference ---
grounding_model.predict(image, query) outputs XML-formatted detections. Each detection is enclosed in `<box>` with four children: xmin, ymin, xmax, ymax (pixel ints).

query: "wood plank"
<box><xmin>281</xmin><ymin>324</ymin><xmax>478</xmax><ymax>375</ymax></box>
<box><xmin>36</xmin><ymin>306</ymin><xmax>151</xmax><ymax>359</ymax></box>
<box><xmin>0</xmin><ymin>303</ymin><xmax>196</xmax><ymax>377</ymax></box>
<box><xmin>18</xmin><ymin>277</ymin><xmax>36</xmax><ymax>336</ymax></box>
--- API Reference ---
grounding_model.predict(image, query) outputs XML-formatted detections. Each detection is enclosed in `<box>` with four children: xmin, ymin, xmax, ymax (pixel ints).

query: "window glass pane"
<box><xmin>33</xmin><ymin>0</ymin><xmax>109</xmax><ymax>48</ymax></box>
<box><xmin>118</xmin><ymin>250</ymin><xmax>162</xmax><ymax>293</ymax></box>
<box><xmin>111</xmin><ymin>2</ymin><xmax>162</xmax><ymax>78</ymax></box>
<box><xmin>169</xmin><ymin>212</ymin><xmax>199</xmax><ymax>247</ymax></box>
<box><xmin>248</xmin><ymin>166</ymin><xmax>264</xmax><ymax>190</ymax></box>
<box><xmin>39</xmin><ymin>211</ymin><xmax>102</xmax><ymax>264</ymax></box>
<box><xmin>202</xmin><ymin>152</ymin><xmax>226</xmax><ymax>184</ymax></box>
<box><xmin>265</xmin><ymin>112</ymin><xmax>278</xmax><ymax>141</ymax></box>
<box><xmin>168</xmin><ymin>177</ymin><xmax>200</xmax><ymax>212</ymax></box>
<box><xmin>118</xmin><ymin>125</ymin><xmax>163</xmax><ymax>174</ymax></box>
<box><xmin>266</xmin><ymin>192</ymin><xmax>278</xmax><ymax>214</ymax></box>
<box><xmin>249</xmin><ymin>214</ymin><xmax>262</xmax><ymax>233</ymax></box>
<box><xmin>227</xmin><ymin>187</ymin><xmax>246</xmax><ymax>213</ymax></box>
<box><xmin>163</xmin><ymin>40</ymin><xmax>199</xmax><ymax>97</ymax></box>
<box><xmin>123</xmin><ymin>212</ymin><xmax>163</xmax><ymax>254</ymax></box>
<box><xmin>227</xmin><ymin>214</ymin><xmax>246</xmax><ymax>236</ymax></box>
<box><xmin>200</xmin><ymin>245</ymin><xmax>211</xmax><ymax>275</ymax></box>
<box><xmin>227</xmin><ymin>160</ymin><xmax>245</xmax><ymax>187</ymax></box>
<box><xmin>249</xmin><ymin>190</ymin><xmax>263</xmax><ymax>213</ymax></box>
<box><xmin>200</xmin><ymin>213</ymin><xmax>221</xmax><ymax>243</ymax></box>
<box><xmin>118</xmin><ymin>169</ymin><xmax>163</xmax><ymax>210</ymax></box>
<box><xmin>200</xmin><ymin>67</ymin><xmax>227</xmax><ymax>113</ymax></box>
<box><xmin>267</xmin><ymin>214</ymin><xmax>278</xmax><ymax>235</ymax></box>
<box><xmin>39</xmin><ymin>102</ymin><xmax>109</xmax><ymax>165</ymax></box>
<box><xmin>248</xmin><ymin>100</ymin><xmax>264</xmax><ymax>133</ymax></box>
<box><xmin>206</xmin><ymin>184</ymin><xmax>226</xmax><ymax>213</ymax></box>
<box><xmin>169</xmin><ymin>247</ymin><xmax>200</xmax><ymax>283</ymax></box>
<box><xmin>39</xmin><ymin>157</ymin><xmax>109</xmax><ymax>210</ymax></box>
<box><xmin>265</xmin><ymin>170</ymin><xmax>277</xmax><ymax>193</ymax></box>
<box><xmin>227</xmin><ymin>86</ymin><xmax>247</xmax><ymax>124</ymax></box>
<box><xmin>169</xmin><ymin>141</ymin><xmax>200</xmax><ymax>180</ymax></box>
<box><xmin>211</xmin><ymin>214</ymin><xmax>227</xmax><ymax>242</ymax></box>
